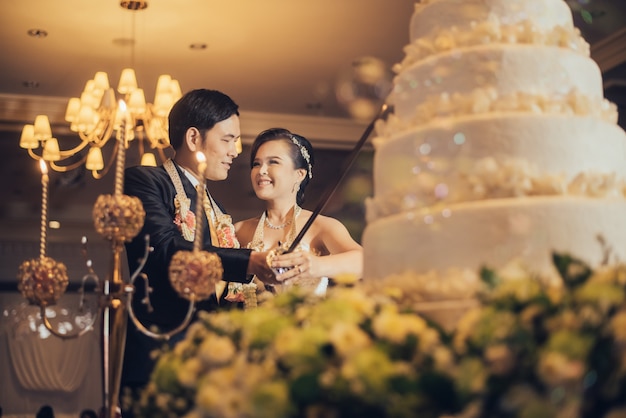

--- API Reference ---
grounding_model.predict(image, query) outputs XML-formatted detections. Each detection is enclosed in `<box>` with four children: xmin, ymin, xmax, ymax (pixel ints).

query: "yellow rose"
<box><xmin>329</xmin><ymin>322</ymin><xmax>371</xmax><ymax>358</ymax></box>
<box><xmin>176</xmin><ymin>357</ymin><xmax>203</xmax><ymax>388</ymax></box>
<box><xmin>610</xmin><ymin>310</ymin><xmax>626</xmax><ymax>343</ymax></box>
<box><xmin>198</xmin><ymin>334</ymin><xmax>236</xmax><ymax>366</ymax></box>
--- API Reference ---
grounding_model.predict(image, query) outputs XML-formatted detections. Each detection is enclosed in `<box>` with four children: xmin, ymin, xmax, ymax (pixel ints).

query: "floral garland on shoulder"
<box><xmin>172</xmin><ymin>193</ymin><xmax>195</xmax><ymax>241</ymax></box>
<box><xmin>164</xmin><ymin>159</ymin><xmax>256</xmax><ymax>305</ymax></box>
<box><xmin>204</xmin><ymin>197</ymin><xmax>256</xmax><ymax>304</ymax></box>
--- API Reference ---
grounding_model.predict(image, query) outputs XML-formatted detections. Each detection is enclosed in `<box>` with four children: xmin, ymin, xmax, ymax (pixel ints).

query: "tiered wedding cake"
<box><xmin>363</xmin><ymin>0</ymin><xmax>626</xmax><ymax>286</ymax></box>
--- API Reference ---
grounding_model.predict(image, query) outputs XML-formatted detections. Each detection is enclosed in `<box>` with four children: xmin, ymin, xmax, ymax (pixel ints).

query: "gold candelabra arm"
<box><xmin>26</xmin><ymin>138</ymin><xmax>91</xmax><ymax>161</ymax></box>
<box><xmin>128</xmin><ymin>234</ymin><xmax>152</xmax><ymax>283</ymax></box>
<box><xmin>91</xmin><ymin>140</ymin><xmax>120</xmax><ymax>179</ymax></box>
<box><xmin>49</xmin><ymin>153</ymin><xmax>89</xmax><ymax>172</ymax></box>
<box><xmin>25</xmin><ymin>260</ymin><xmax>100</xmax><ymax>341</ymax></box>
<box><xmin>126</xmin><ymin>291</ymin><xmax>196</xmax><ymax>341</ymax></box>
<box><xmin>56</xmin><ymin>139</ymin><xmax>91</xmax><ymax>159</ymax></box>
<box><xmin>76</xmin><ymin>109</ymin><xmax>117</xmax><ymax>148</ymax></box>
<box><xmin>125</xmin><ymin>234</ymin><xmax>196</xmax><ymax>340</ymax></box>
<box><xmin>78</xmin><ymin>272</ymin><xmax>101</xmax><ymax>312</ymax></box>
<box><xmin>26</xmin><ymin>148</ymin><xmax>44</xmax><ymax>161</ymax></box>
<box><xmin>38</xmin><ymin>300</ymin><xmax>97</xmax><ymax>340</ymax></box>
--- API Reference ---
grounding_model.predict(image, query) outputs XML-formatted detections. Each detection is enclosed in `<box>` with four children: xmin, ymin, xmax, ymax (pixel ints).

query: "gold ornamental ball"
<box><xmin>93</xmin><ymin>194</ymin><xmax>146</xmax><ymax>242</ymax></box>
<box><xmin>169</xmin><ymin>250</ymin><xmax>224</xmax><ymax>301</ymax></box>
<box><xmin>17</xmin><ymin>257</ymin><xmax>69</xmax><ymax>306</ymax></box>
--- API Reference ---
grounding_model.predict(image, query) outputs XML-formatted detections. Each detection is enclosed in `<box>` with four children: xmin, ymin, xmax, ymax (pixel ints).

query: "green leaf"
<box><xmin>290</xmin><ymin>373</ymin><xmax>321</xmax><ymax>404</ymax></box>
<box><xmin>552</xmin><ymin>252</ymin><xmax>592</xmax><ymax>289</ymax></box>
<box><xmin>417</xmin><ymin>371</ymin><xmax>461</xmax><ymax>413</ymax></box>
<box><xmin>480</xmin><ymin>266</ymin><xmax>499</xmax><ymax>288</ymax></box>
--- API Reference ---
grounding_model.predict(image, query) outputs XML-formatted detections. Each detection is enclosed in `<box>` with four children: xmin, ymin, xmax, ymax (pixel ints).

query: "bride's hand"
<box><xmin>271</xmin><ymin>250</ymin><xmax>316</xmax><ymax>282</ymax></box>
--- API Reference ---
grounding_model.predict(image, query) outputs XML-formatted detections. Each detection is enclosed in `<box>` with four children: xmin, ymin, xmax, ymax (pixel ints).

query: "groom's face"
<box><xmin>199</xmin><ymin>114</ymin><xmax>241</xmax><ymax>181</ymax></box>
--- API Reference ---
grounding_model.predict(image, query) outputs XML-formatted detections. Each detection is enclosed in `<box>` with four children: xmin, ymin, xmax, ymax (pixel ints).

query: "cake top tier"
<box><xmin>412</xmin><ymin>0</ymin><xmax>574</xmax><ymax>42</ymax></box>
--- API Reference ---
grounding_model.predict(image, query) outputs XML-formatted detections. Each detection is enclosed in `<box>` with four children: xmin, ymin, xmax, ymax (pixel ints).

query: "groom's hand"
<box><xmin>248</xmin><ymin>251</ymin><xmax>280</xmax><ymax>285</ymax></box>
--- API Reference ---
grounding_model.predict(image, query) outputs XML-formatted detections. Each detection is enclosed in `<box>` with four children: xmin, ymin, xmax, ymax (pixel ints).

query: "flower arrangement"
<box><xmin>451</xmin><ymin>253</ymin><xmax>626</xmax><ymax>418</ymax></box>
<box><xmin>137</xmin><ymin>254</ymin><xmax>626</xmax><ymax>418</ymax></box>
<box><xmin>137</xmin><ymin>278</ymin><xmax>460</xmax><ymax>418</ymax></box>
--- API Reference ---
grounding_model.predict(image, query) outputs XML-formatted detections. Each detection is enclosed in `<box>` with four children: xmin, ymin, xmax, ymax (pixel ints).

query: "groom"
<box><xmin>121</xmin><ymin>89</ymin><xmax>279</xmax><ymax>395</ymax></box>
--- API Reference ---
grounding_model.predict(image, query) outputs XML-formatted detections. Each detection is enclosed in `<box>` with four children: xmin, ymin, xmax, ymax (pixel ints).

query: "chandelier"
<box><xmin>19</xmin><ymin>0</ymin><xmax>181</xmax><ymax>179</ymax></box>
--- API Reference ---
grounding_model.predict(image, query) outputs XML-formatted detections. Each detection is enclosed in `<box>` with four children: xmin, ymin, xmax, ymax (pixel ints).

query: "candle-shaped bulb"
<box><xmin>39</xmin><ymin>158</ymin><xmax>48</xmax><ymax>176</ymax></box>
<box><xmin>39</xmin><ymin>160</ymin><xmax>49</xmax><ymax>259</ymax></box>
<box><xmin>193</xmin><ymin>152</ymin><xmax>207</xmax><ymax>252</ymax></box>
<box><xmin>114</xmin><ymin>100</ymin><xmax>128</xmax><ymax>195</ymax></box>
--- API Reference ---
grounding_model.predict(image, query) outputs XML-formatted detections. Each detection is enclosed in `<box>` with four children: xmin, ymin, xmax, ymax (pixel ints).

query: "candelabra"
<box><xmin>17</xmin><ymin>106</ymin><xmax>224</xmax><ymax>418</ymax></box>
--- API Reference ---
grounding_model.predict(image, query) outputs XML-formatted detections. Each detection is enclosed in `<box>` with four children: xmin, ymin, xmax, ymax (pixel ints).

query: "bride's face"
<box><xmin>251</xmin><ymin>139</ymin><xmax>305</xmax><ymax>201</ymax></box>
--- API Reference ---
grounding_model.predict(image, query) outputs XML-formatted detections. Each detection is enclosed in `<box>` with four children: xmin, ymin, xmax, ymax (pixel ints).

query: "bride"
<box><xmin>235</xmin><ymin>128</ymin><xmax>363</xmax><ymax>294</ymax></box>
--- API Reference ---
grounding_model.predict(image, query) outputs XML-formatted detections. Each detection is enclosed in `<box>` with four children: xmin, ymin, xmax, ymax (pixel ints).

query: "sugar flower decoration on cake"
<box><xmin>396</xmin><ymin>18</ymin><xmax>589</xmax><ymax>72</ymax></box>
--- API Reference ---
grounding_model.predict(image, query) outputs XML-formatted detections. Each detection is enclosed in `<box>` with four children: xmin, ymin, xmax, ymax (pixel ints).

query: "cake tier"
<box><xmin>368</xmin><ymin>114</ymin><xmax>626</xmax><ymax>219</ymax></box>
<box><xmin>411</xmin><ymin>0</ymin><xmax>573</xmax><ymax>42</ymax></box>
<box><xmin>390</xmin><ymin>45</ymin><xmax>602</xmax><ymax>122</ymax></box>
<box><xmin>363</xmin><ymin>197</ymin><xmax>626</xmax><ymax>280</ymax></box>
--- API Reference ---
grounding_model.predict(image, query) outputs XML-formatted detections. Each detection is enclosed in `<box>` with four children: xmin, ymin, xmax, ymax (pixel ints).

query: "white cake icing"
<box><xmin>390</xmin><ymin>45</ymin><xmax>603</xmax><ymax>122</ymax></box>
<box><xmin>365</xmin><ymin>197</ymin><xmax>626</xmax><ymax>279</ymax></box>
<box><xmin>368</xmin><ymin>115</ymin><xmax>626</xmax><ymax>220</ymax></box>
<box><xmin>363</xmin><ymin>0</ymin><xmax>626</xmax><ymax>285</ymax></box>
<box><xmin>410</xmin><ymin>0</ymin><xmax>574</xmax><ymax>41</ymax></box>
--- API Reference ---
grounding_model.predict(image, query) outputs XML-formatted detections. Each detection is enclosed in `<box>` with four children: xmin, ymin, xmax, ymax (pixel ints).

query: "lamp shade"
<box><xmin>140</xmin><ymin>152</ymin><xmax>157</xmax><ymax>167</ymax></box>
<box><xmin>155</xmin><ymin>74</ymin><xmax>172</xmax><ymax>95</ymax></box>
<box><xmin>77</xmin><ymin>105</ymin><xmax>97</xmax><ymax>133</ymax></box>
<box><xmin>42</xmin><ymin>138</ymin><xmax>61</xmax><ymax>161</ymax></box>
<box><xmin>86</xmin><ymin>147</ymin><xmax>104</xmax><ymax>170</ymax></box>
<box><xmin>128</xmin><ymin>88</ymin><xmax>147</xmax><ymax>114</ymax></box>
<box><xmin>33</xmin><ymin>115</ymin><xmax>52</xmax><ymax>141</ymax></box>
<box><xmin>65</xmin><ymin>98</ymin><xmax>81</xmax><ymax>123</ymax></box>
<box><xmin>19</xmin><ymin>124</ymin><xmax>38</xmax><ymax>149</ymax></box>
<box><xmin>117</xmin><ymin>68</ymin><xmax>138</xmax><ymax>95</ymax></box>
<box><xmin>92</xmin><ymin>71</ymin><xmax>110</xmax><ymax>96</ymax></box>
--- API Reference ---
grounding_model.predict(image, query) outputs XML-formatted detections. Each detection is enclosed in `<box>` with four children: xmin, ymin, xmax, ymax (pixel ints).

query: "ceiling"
<box><xmin>1</xmin><ymin>1</ymin><xmax>625</xmax><ymax>123</ymax></box>
<box><xmin>0</xmin><ymin>0</ymin><xmax>417</xmax><ymax>120</ymax></box>
<box><xmin>0</xmin><ymin>0</ymin><xmax>625</xmax><ymax>283</ymax></box>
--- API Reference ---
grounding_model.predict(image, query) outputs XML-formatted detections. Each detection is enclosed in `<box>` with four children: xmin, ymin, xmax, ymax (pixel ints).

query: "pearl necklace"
<box><xmin>263</xmin><ymin>205</ymin><xmax>302</xmax><ymax>230</ymax></box>
<box><xmin>250</xmin><ymin>205</ymin><xmax>302</xmax><ymax>251</ymax></box>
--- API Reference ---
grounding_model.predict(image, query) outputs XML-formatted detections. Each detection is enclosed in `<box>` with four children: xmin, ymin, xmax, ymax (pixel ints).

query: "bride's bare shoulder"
<box><xmin>234</xmin><ymin>216</ymin><xmax>261</xmax><ymax>234</ymax></box>
<box><xmin>300</xmin><ymin>211</ymin><xmax>342</xmax><ymax>232</ymax></box>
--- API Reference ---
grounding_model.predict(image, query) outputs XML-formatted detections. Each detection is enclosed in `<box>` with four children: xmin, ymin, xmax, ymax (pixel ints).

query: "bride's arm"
<box><xmin>271</xmin><ymin>215</ymin><xmax>363</xmax><ymax>281</ymax></box>
<box><xmin>312</xmin><ymin>216</ymin><xmax>363</xmax><ymax>278</ymax></box>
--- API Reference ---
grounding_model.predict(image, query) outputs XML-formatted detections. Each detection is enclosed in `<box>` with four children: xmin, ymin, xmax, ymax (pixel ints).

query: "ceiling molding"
<box><xmin>239</xmin><ymin>110</ymin><xmax>369</xmax><ymax>147</ymax></box>
<box><xmin>591</xmin><ymin>27</ymin><xmax>626</xmax><ymax>72</ymax></box>
<box><xmin>0</xmin><ymin>93</ymin><xmax>369</xmax><ymax>148</ymax></box>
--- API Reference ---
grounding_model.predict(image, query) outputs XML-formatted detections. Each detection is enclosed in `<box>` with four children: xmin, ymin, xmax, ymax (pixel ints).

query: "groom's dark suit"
<box><xmin>121</xmin><ymin>162</ymin><xmax>252</xmax><ymax>388</ymax></box>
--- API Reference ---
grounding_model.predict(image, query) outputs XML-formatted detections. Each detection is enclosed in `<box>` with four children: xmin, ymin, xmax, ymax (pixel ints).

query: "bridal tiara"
<box><xmin>290</xmin><ymin>135</ymin><xmax>313</xmax><ymax>179</ymax></box>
